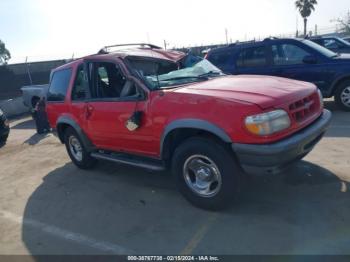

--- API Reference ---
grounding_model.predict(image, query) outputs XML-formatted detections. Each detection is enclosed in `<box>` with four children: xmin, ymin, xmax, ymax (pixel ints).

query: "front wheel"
<box><xmin>335</xmin><ymin>80</ymin><xmax>350</xmax><ymax>111</ymax></box>
<box><xmin>172</xmin><ymin>137</ymin><xmax>241</xmax><ymax>210</ymax></box>
<box><xmin>64</xmin><ymin>127</ymin><xmax>96</xmax><ymax>169</ymax></box>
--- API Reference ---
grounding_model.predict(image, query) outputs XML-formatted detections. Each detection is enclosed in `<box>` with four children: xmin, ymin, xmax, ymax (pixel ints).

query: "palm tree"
<box><xmin>295</xmin><ymin>0</ymin><xmax>318</xmax><ymax>36</ymax></box>
<box><xmin>0</xmin><ymin>39</ymin><xmax>11</xmax><ymax>65</ymax></box>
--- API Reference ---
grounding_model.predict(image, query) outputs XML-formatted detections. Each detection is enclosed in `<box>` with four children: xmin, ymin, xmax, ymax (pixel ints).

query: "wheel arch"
<box><xmin>160</xmin><ymin>119</ymin><xmax>232</xmax><ymax>163</ymax></box>
<box><xmin>331</xmin><ymin>75</ymin><xmax>350</xmax><ymax>96</ymax></box>
<box><xmin>56</xmin><ymin>116</ymin><xmax>95</xmax><ymax>152</ymax></box>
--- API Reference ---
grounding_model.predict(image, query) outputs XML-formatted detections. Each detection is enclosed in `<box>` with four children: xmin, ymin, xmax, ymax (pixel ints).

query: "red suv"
<box><xmin>46</xmin><ymin>44</ymin><xmax>332</xmax><ymax>210</ymax></box>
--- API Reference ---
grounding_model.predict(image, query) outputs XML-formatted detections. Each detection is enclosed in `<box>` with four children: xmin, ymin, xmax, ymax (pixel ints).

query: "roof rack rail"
<box><xmin>98</xmin><ymin>43</ymin><xmax>162</xmax><ymax>54</ymax></box>
<box><xmin>263</xmin><ymin>37</ymin><xmax>279</xmax><ymax>41</ymax></box>
<box><xmin>228</xmin><ymin>40</ymin><xmax>256</xmax><ymax>47</ymax></box>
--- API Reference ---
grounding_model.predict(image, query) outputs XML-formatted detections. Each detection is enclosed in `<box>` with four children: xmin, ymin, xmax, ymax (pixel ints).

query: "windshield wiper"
<box><xmin>161</xmin><ymin>71</ymin><xmax>222</xmax><ymax>82</ymax></box>
<box><xmin>159</xmin><ymin>76</ymin><xmax>209</xmax><ymax>81</ymax></box>
<box><xmin>198</xmin><ymin>71</ymin><xmax>223</xmax><ymax>78</ymax></box>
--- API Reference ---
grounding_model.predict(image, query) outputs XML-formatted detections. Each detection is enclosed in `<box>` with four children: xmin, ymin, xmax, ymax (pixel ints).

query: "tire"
<box><xmin>334</xmin><ymin>80</ymin><xmax>350</xmax><ymax>111</ymax></box>
<box><xmin>64</xmin><ymin>127</ymin><xmax>96</xmax><ymax>169</ymax></box>
<box><xmin>172</xmin><ymin>137</ymin><xmax>241</xmax><ymax>210</ymax></box>
<box><xmin>30</xmin><ymin>97</ymin><xmax>40</xmax><ymax>120</ymax></box>
<box><xmin>0</xmin><ymin>134</ymin><xmax>8</xmax><ymax>145</ymax></box>
<box><xmin>31</xmin><ymin>97</ymin><xmax>40</xmax><ymax>109</ymax></box>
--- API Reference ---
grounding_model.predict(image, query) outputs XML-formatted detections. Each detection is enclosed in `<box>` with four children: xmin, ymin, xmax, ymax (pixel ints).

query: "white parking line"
<box><xmin>0</xmin><ymin>210</ymin><xmax>133</xmax><ymax>254</ymax></box>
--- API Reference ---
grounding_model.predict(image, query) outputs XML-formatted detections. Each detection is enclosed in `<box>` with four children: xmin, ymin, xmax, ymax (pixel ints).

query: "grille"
<box><xmin>289</xmin><ymin>93</ymin><xmax>318</xmax><ymax>123</ymax></box>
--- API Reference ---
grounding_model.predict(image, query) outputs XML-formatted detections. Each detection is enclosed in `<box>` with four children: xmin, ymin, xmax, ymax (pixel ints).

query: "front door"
<box><xmin>84</xmin><ymin>60</ymin><xmax>157</xmax><ymax>157</ymax></box>
<box><xmin>266</xmin><ymin>42</ymin><xmax>332</xmax><ymax>94</ymax></box>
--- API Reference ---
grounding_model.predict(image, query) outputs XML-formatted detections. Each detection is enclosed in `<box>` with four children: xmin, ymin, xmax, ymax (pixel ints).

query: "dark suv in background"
<box><xmin>206</xmin><ymin>38</ymin><xmax>350</xmax><ymax>111</ymax></box>
<box><xmin>310</xmin><ymin>36</ymin><xmax>350</xmax><ymax>54</ymax></box>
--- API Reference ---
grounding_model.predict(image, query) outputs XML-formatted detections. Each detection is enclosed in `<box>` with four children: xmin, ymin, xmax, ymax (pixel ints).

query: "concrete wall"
<box><xmin>0</xmin><ymin>59</ymin><xmax>68</xmax><ymax>100</ymax></box>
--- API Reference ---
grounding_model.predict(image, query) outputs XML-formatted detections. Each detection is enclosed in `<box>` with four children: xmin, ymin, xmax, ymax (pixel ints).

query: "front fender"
<box><xmin>330</xmin><ymin>74</ymin><xmax>350</xmax><ymax>96</ymax></box>
<box><xmin>160</xmin><ymin>118</ymin><xmax>232</xmax><ymax>157</ymax></box>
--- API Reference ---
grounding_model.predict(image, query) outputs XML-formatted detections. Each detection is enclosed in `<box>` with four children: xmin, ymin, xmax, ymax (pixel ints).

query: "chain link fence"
<box><xmin>1</xmin><ymin>24</ymin><xmax>349</xmax><ymax>100</ymax></box>
<box><xmin>173</xmin><ymin>24</ymin><xmax>350</xmax><ymax>56</ymax></box>
<box><xmin>0</xmin><ymin>59</ymin><xmax>69</xmax><ymax>100</ymax></box>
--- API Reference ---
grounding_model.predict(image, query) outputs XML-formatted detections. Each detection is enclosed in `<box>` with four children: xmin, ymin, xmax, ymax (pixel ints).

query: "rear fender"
<box><xmin>56</xmin><ymin>116</ymin><xmax>95</xmax><ymax>152</ymax></box>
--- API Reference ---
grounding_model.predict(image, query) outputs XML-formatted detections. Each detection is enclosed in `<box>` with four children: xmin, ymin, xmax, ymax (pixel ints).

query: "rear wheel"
<box><xmin>64</xmin><ymin>127</ymin><xmax>96</xmax><ymax>169</ymax></box>
<box><xmin>172</xmin><ymin>137</ymin><xmax>241</xmax><ymax>210</ymax></box>
<box><xmin>0</xmin><ymin>134</ymin><xmax>8</xmax><ymax>145</ymax></box>
<box><xmin>30</xmin><ymin>97</ymin><xmax>40</xmax><ymax>119</ymax></box>
<box><xmin>31</xmin><ymin>97</ymin><xmax>40</xmax><ymax>108</ymax></box>
<box><xmin>335</xmin><ymin>80</ymin><xmax>350</xmax><ymax>111</ymax></box>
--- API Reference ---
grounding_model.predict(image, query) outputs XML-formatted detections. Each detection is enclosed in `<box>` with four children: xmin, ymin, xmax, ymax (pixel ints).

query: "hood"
<box><xmin>173</xmin><ymin>75</ymin><xmax>316</xmax><ymax>109</ymax></box>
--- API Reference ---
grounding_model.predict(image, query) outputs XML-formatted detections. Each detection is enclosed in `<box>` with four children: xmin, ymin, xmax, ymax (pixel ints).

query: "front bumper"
<box><xmin>232</xmin><ymin>109</ymin><xmax>332</xmax><ymax>175</ymax></box>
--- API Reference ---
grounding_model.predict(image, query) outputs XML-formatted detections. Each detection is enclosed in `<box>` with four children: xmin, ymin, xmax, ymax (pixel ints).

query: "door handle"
<box><xmin>85</xmin><ymin>104</ymin><xmax>94</xmax><ymax>119</ymax></box>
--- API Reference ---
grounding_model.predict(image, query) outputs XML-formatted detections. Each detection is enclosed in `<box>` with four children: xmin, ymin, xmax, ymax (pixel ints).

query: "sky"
<box><xmin>0</xmin><ymin>0</ymin><xmax>349</xmax><ymax>63</ymax></box>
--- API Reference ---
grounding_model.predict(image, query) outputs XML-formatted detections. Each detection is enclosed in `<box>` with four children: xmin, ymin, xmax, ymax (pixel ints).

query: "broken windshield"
<box><xmin>127</xmin><ymin>55</ymin><xmax>224</xmax><ymax>89</ymax></box>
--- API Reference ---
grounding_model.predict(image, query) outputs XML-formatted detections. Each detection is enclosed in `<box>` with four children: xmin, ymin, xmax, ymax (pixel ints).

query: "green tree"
<box><xmin>295</xmin><ymin>0</ymin><xmax>318</xmax><ymax>36</ymax></box>
<box><xmin>0</xmin><ymin>39</ymin><xmax>11</xmax><ymax>65</ymax></box>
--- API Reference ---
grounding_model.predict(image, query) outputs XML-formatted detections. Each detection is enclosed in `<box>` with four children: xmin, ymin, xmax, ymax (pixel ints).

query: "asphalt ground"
<box><xmin>0</xmin><ymin>99</ymin><xmax>349</xmax><ymax>256</ymax></box>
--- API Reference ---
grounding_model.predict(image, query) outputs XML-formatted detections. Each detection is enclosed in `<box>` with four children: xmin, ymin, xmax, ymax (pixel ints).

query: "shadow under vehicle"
<box><xmin>21</xmin><ymin>160</ymin><xmax>349</xmax><ymax>256</ymax></box>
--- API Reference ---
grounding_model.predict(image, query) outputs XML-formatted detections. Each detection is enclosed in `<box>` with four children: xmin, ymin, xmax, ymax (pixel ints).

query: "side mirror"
<box><xmin>303</xmin><ymin>55</ymin><xmax>317</xmax><ymax>64</ymax></box>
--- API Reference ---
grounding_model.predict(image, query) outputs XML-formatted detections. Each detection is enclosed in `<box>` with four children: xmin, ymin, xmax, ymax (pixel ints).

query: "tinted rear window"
<box><xmin>208</xmin><ymin>51</ymin><xmax>232</xmax><ymax>66</ymax></box>
<box><xmin>47</xmin><ymin>68</ymin><xmax>72</xmax><ymax>102</ymax></box>
<box><xmin>236</xmin><ymin>46</ymin><xmax>267</xmax><ymax>67</ymax></box>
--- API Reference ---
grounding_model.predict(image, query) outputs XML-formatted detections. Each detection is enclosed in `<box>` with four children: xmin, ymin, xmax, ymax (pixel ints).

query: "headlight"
<box><xmin>0</xmin><ymin>109</ymin><xmax>3</xmax><ymax>116</ymax></box>
<box><xmin>317</xmin><ymin>89</ymin><xmax>323</xmax><ymax>108</ymax></box>
<box><xmin>245</xmin><ymin>109</ymin><xmax>291</xmax><ymax>136</ymax></box>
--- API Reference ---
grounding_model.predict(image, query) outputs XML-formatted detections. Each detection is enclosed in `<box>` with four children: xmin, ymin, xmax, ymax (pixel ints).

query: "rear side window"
<box><xmin>71</xmin><ymin>65</ymin><xmax>86</xmax><ymax>101</ymax></box>
<box><xmin>208</xmin><ymin>52</ymin><xmax>231</xmax><ymax>67</ymax></box>
<box><xmin>236</xmin><ymin>46</ymin><xmax>266</xmax><ymax>68</ymax></box>
<box><xmin>47</xmin><ymin>68</ymin><xmax>72</xmax><ymax>102</ymax></box>
<box><xmin>323</xmin><ymin>39</ymin><xmax>344</xmax><ymax>49</ymax></box>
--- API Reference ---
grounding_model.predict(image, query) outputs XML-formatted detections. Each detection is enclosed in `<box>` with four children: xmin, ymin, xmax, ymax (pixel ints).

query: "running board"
<box><xmin>90</xmin><ymin>152</ymin><xmax>165</xmax><ymax>171</ymax></box>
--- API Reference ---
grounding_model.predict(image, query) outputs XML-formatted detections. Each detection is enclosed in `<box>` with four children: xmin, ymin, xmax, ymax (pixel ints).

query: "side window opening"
<box><xmin>95</xmin><ymin>63</ymin><xmax>124</xmax><ymax>98</ymax></box>
<box><xmin>71</xmin><ymin>65</ymin><xmax>86</xmax><ymax>101</ymax></box>
<box><xmin>272</xmin><ymin>44</ymin><xmax>310</xmax><ymax>65</ymax></box>
<box><xmin>47</xmin><ymin>68</ymin><xmax>72</xmax><ymax>102</ymax></box>
<box><xmin>236</xmin><ymin>46</ymin><xmax>266</xmax><ymax>68</ymax></box>
<box><xmin>93</xmin><ymin>62</ymin><xmax>141</xmax><ymax>100</ymax></box>
<box><xmin>324</xmin><ymin>39</ymin><xmax>343</xmax><ymax>49</ymax></box>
